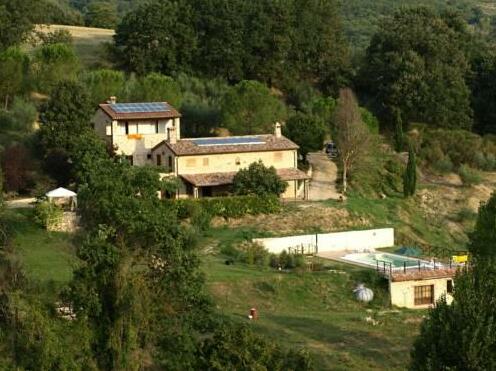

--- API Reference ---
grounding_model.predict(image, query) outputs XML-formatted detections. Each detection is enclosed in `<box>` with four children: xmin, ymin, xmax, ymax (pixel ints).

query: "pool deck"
<box><xmin>317</xmin><ymin>250</ymin><xmax>460</xmax><ymax>280</ymax></box>
<box><xmin>317</xmin><ymin>250</ymin><xmax>378</xmax><ymax>270</ymax></box>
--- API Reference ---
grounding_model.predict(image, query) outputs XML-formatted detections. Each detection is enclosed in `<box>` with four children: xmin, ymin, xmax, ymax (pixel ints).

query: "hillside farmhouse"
<box><xmin>93</xmin><ymin>98</ymin><xmax>309</xmax><ymax>199</ymax></box>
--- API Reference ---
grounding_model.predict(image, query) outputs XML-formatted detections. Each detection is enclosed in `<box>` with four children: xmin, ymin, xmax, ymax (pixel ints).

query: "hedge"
<box><xmin>174</xmin><ymin>195</ymin><xmax>281</xmax><ymax>219</ymax></box>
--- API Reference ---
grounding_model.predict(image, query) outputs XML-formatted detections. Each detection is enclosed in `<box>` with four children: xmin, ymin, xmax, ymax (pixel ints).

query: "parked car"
<box><xmin>325</xmin><ymin>141</ymin><xmax>338</xmax><ymax>158</ymax></box>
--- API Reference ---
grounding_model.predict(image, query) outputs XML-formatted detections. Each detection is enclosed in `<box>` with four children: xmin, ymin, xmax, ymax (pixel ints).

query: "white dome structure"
<box><xmin>353</xmin><ymin>284</ymin><xmax>374</xmax><ymax>303</ymax></box>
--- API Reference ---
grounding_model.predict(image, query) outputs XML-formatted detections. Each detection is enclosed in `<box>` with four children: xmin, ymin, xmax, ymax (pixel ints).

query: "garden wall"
<box><xmin>253</xmin><ymin>228</ymin><xmax>394</xmax><ymax>254</ymax></box>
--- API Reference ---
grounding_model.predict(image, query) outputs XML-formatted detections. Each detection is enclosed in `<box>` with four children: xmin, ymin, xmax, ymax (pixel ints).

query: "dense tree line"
<box><xmin>113</xmin><ymin>0</ymin><xmax>350</xmax><ymax>94</ymax></box>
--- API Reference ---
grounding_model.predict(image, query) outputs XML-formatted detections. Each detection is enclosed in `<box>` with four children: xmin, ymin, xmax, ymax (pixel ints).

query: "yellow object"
<box><xmin>452</xmin><ymin>255</ymin><xmax>468</xmax><ymax>263</ymax></box>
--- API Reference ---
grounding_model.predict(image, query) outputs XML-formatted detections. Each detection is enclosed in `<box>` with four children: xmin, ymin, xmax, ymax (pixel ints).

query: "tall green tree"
<box><xmin>31</xmin><ymin>43</ymin><xmax>79</xmax><ymax>94</ymax></box>
<box><xmin>0</xmin><ymin>48</ymin><xmax>29</xmax><ymax>109</ymax></box>
<box><xmin>284</xmin><ymin>113</ymin><xmax>326</xmax><ymax>162</ymax></box>
<box><xmin>411</xmin><ymin>193</ymin><xmax>496</xmax><ymax>370</ymax></box>
<box><xmin>471</xmin><ymin>50</ymin><xmax>496</xmax><ymax>134</ymax></box>
<box><xmin>114</xmin><ymin>0</ymin><xmax>197</xmax><ymax>75</ymax></box>
<box><xmin>130</xmin><ymin>73</ymin><xmax>182</xmax><ymax>106</ymax></box>
<box><xmin>193</xmin><ymin>0</ymin><xmax>248</xmax><ymax>82</ymax></box>
<box><xmin>39</xmin><ymin>80</ymin><xmax>93</xmax><ymax>152</ymax></box>
<box><xmin>39</xmin><ymin>80</ymin><xmax>98</xmax><ymax>185</ymax></box>
<box><xmin>361</xmin><ymin>7</ymin><xmax>473</xmax><ymax>130</ymax></box>
<box><xmin>82</xmin><ymin>69</ymin><xmax>126</xmax><ymax>106</ymax></box>
<box><xmin>84</xmin><ymin>1</ymin><xmax>118</xmax><ymax>29</ymax></box>
<box><xmin>70</xmin><ymin>161</ymin><xmax>209</xmax><ymax>369</ymax></box>
<box><xmin>403</xmin><ymin>144</ymin><xmax>416</xmax><ymax>197</ymax></box>
<box><xmin>221</xmin><ymin>80</ymin><xmax>286</xmax><ymax>135</ymax></box>
<box><xmin>291</xmin><ymin>0</ymin><xmax>350</xmax><ymax>94</ymax></box>
<box><xmin>0</xmin><ymin>0</ymin><xmax>35</xmax><ymax>51</ymax></box>
<box><xmin>242</xmin><ymin>0</ymin><xmax>294</xmax><ymax>86</ymax></box>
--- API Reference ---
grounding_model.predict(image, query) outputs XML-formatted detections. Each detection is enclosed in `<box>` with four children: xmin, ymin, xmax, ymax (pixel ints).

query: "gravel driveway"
<box><xmin>307</xmin><ymin>152</ymin><xmax>341</xmax><ymax>201</ymax></box>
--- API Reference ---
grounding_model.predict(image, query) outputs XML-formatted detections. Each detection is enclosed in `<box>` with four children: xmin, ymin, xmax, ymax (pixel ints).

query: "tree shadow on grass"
<box><xmin>263</xmin><ymin>313</ymin><xmax>400</xmax><ymax>369</ymax></box>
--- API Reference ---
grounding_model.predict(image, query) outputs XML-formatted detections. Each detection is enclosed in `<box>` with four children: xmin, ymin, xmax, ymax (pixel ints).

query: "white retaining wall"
<box><xmin>253</xmin><ymin>228</ymin><xmax>394</xmax><ymax>254</ymax></box>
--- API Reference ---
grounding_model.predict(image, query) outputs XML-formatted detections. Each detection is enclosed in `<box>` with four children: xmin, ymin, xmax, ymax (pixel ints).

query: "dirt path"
<box><xmin>6</xmin><ymin>198</ymin><xmax>36</xmax><ymax>209</ymax></box>
<box><xmin>307</xmin><ymin>152</ymin><xmax>341</xmax><ymax>201</ymax></box>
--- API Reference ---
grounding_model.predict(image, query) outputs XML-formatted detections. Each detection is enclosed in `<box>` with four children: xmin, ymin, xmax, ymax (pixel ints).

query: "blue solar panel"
<box><xmin>191</xmin><ymin>137</ymin><xmax>265</xmax><ymax>146</ymax></box>
<box><xmin>110</xmin><ymin>102</ymin><xmax>170</xmax><ymax>113</ymax></box>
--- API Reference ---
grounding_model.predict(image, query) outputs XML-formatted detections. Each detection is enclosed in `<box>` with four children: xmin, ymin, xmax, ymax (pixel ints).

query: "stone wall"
<box><xmin>48</xmin><ymin>212</ymin><xmax>80</xmax><ymax>233</ymax></box>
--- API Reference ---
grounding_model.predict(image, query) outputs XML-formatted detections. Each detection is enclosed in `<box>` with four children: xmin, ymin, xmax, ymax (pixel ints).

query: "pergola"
<box><xmin>45</xmin><ymin>187</ymin><xmax>77</xmax><ymax>211</ymax></box>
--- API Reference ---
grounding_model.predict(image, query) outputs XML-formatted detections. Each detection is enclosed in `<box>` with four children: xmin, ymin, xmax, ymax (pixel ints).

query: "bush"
<box><xmin>239</xmin><ymin>242</ymin><xmax>269</xmax><ymax>266</ymax></box>
<box><xmin>34</xmin><ymin>201</ymin><xmax>63</xmax><ymax>229</ymax></box>
<box><xmin>233</xmin><ymin>161</ymin><xmax>288</xmax><ymax>197</ymax></box>
<box><xmin>458</xmin><ymin>165</ymin><xmax>482</xmax><ymax>186</ymax></box>
<box><xmin>175</xmin><ymin>195</ymin><xmax>281</xmax><ymax>219</ymax></box>
<box><xmin>433</xmin><ymin>157</ymin><xmax>454</xmax><ymax>174</ymax></box>
<box><xmin>453</xmin><ymin>208</ymin><xmax>477</xmax><ymax>223</ymax></box>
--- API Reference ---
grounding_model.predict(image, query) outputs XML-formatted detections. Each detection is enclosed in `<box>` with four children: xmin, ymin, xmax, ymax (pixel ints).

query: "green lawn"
<box><xmin>4</xmin><ymin>208</ymin><xmax>79</xmax><ymax>283</ymax></box>
<box><xmin>4</xmin><ymin>206</ymin><xmax>426</xmax><ymax>370</ymax></box>
<box><xmin>203</xmin><ymin>255</ymin><xmax>424</xmax><ymax>370</ymax></box>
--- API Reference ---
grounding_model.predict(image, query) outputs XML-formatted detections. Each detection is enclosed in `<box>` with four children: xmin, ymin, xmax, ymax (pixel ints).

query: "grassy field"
<box><xmin>4</xmin><ymin>208</ymin><xmax>79</xmax><ymax>283</ymax></box>
<box><xmin>34</xmin><ymin>24</ymin><xmax>115</xmax><ymax>67</ymax></box>
<box><xmin>203</xmin><ymin>254</ymin><xmax>424</xmax><ymax>370</ymax></box>
<box><xmin>5</xmin><ymin>205</ymin><xmax>425</xmax><ymax>369</ymax></box>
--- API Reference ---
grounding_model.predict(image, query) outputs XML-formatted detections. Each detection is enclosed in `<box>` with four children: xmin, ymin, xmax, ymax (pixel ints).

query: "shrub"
<box><xmin>383</xmin><ymin>158</ymin><xmax>403</xmax><ymax>194</ymax></box>
<box><xmin>34</xmin><ymin>201</ymin><xmax>63</xmax><ymax>229</ymax></box>
<box><xmin>294</xmin><ymin>254</ymin><xmax>306</xmax><ymax>269</ymax></box>
<box><xmin>239</xmin><ymin>242</ymin><xmax>269</xmax><ymax>266</ymax></box>
<box><xmin>453</xmin><ymin>208</ymin><xmax>477</xmax><ymax>223</ymax></box>
<box><xmin>233</xmin><ymin>161</ymin><xmax>288</xmax><ymax>196</ymax></box>
<box><xmin>433</xmin><ymin>157</ymin><xmax>454</xmax><ymax>174</ymax></box>
<box><xmin>175</xmin><ymin>195</ymin><xmax>281</xmax><ymax>219</ymax></box>
<box><xmin>458</xmin><ymin>165</ymin><xmax>482</xmax><ymax>186</ymax></box>
<box><xmin>269</xmin><ymin>253</ymin><xmax>280</xmax><ymax>268</ymax></box>
<box><xmin>485</xmin><ymin>153</ymin><xmax>496</xmax><ymax>171</ymax></box>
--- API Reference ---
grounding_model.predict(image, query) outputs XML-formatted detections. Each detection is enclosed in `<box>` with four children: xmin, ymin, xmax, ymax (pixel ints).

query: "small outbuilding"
<box><xmin>46</xmin><ymin>187</ymin><xmax>77</xmax><ymax>211</ymax></box>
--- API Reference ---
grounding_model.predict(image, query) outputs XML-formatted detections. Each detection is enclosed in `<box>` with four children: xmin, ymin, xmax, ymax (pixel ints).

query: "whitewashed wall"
<box><xmin>253</xmin><ymin>228</ymin><xmax>394</xmax><ymax>254</ymax></box>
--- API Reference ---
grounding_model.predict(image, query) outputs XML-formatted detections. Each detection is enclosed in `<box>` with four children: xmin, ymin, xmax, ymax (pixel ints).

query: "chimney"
<box><xmin>108</xmin><ymin>96</ymin><xmax>116</xmax><ymax>104</ymax></box>
<box><xmin>274</xmin><ymin>122</ymin><xmax>282</xmax><ymax>138</ymax></box>
<box><xmin>168</xmin><ymin>126</ymin><xmax>177</xmax><ymax>144</ymax></box>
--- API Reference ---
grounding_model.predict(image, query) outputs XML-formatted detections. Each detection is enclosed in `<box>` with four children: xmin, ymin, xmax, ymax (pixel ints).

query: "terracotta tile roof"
<box><xmin>180</xmin><ymin>168</ymin><xmax>309</xmax><ymax>187</ymax></box>
<box><xmin>99</xmin><ymin>102</ymin><xmax>181</xmax><ymax>120</ymax></box>
<box><xmin>155</xmin><ymin>135</ymin><xmax>298</xmax><ymax>156</ymax></box>
<box><xmin>391</xmin><ymin>268</ymin><xmax>458</xmax><ymax>282</ymax></box>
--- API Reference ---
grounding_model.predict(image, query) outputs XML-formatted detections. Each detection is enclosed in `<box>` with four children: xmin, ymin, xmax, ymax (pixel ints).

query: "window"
<box><xmin>125</xmin><ymin>122</ymin><xmax>129</xmax><ymax>135</ymax></box>
<box><xmin>137</xmin><ymin>122</ymin><xmax>155</xmax><ymax>134</ymax></box>
<box><xmin>126</xmin><ymin>155</ymin><xmax>133</xmax><ymax>166</ymax></box>
<box><xmin>414</xmin><ymin>285</ymin><xmax>434</xmax><ymax>305</ymax></box>
<box><xmin>235</xmin><ymin>157</ymin><xmax>241</xmax><ymax>165</ymax></box>
<box><xmin>156</xmin><ymin>154</ymin><xmax>162</xmax><ymax>166</ymax></box>
<box><xmin>203</xmin><ymin>158</ymin><xmax>209</xmax><ymax>166</ymax></box>
<box><xmin>155</xmin><ymin>120</ymin><xmax>159</xmax><ymax>134</ymax></box>
<box><xmin>105</xmin><ymin>125</ymin><xmax>111</xmax><ymax>136</ymax></box>
<box><xmin>168</xmin><ymin>156</ymin><xmax>173</xmax><ymax>172</ymax></box>
<box><xmin>147</xmin><ymin>154</ymin><xmax>152</xmax><ymax>160</ymax></box>
<box><xmin>447</xmin><ymin>279</ymin><xmax>453</xmax><ymax>294</ymax></box>
<box><xmin>274</xmin><ymin>152</ymin><xmax>283</xmax><ymax>162</ymax></box>
<box><xmin>186</xmin><ymin>158</ymin><xmax>197</xmax><ymax>168</ymax></box>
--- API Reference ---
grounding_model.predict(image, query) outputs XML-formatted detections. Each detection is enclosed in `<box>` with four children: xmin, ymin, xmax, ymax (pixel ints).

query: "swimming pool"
<box><xmin>341</xmin><ymin>252</ymin><xmax>439</xmax><ymax>271</ymax></box>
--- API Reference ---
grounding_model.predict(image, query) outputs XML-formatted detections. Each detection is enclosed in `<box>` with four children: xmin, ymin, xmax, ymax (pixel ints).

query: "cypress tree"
<box><xmin>393</xmin><ymin>109</ymin><xmax>404</xmax><ymax>152</ymax></box>
<box><xmin>403</xmin><ymin>143</ymin><xmax>416</xmax><ymax>197</ymax></box>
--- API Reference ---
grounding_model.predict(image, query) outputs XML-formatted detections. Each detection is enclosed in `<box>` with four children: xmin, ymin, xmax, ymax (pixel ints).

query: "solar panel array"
<box><xmin>110</xmin><ymin>102</ymin><xmax>170</xmax><ymax>113</ymax></box>
<box><xmin>191</xmin><ymin>137</ymin><xmax>265</xmax><ymax>147</ymax></box>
